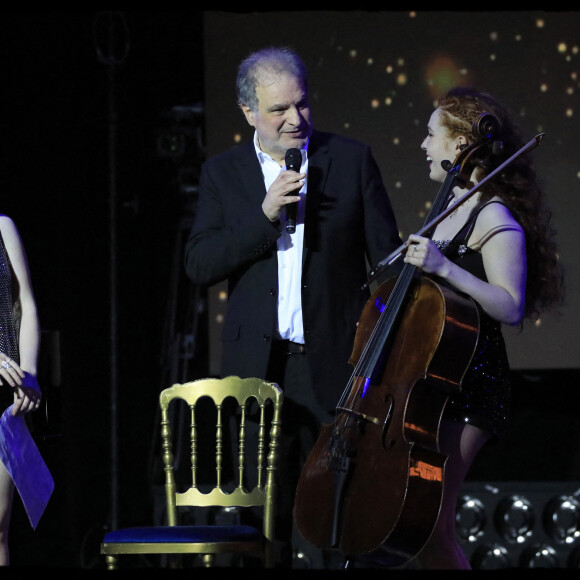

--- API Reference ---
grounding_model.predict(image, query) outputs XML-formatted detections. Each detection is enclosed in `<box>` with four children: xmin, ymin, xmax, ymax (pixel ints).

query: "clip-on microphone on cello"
<box><xmin>284</xmin><ymin>148</ymin><xmax>302</xmax><ymax>234</ymax></box>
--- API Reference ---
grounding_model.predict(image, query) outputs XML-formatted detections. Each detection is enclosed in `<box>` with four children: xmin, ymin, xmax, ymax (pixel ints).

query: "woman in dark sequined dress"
<box><xmin>0</xmin><ymin>215</ymin><xmax>41</xmax><ymax>565</ymax></box>
<box><xmin>401</xmin><ymin>88</ymin><xmax>564</xmax><ymax>569</ymax></box>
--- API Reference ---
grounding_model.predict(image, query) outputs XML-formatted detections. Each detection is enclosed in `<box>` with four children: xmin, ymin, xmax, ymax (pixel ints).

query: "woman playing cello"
<box><xmin>403</xmin><ymin>87</ymin><xmax>564</xmax><ymax>569</ymax></box>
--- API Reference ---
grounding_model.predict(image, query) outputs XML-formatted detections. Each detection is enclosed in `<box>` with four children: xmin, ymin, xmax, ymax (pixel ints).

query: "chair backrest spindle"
<box><xmin>257</xmin><ymin>400</ymin><xmax>267</xmax><ymax>488</ymax></box>
<box><xmin>215</xmin><ymin>402</ymin><xmax>223</xmax><ymax>488</ymax></box>
<box><xmin>161</xmin><ymin>408</ymin><xmax>177</xmax><ymax>526</ymax></box>
<box><xmin>238</xmin><ymin>400</ymin><xmax>247</xmax><ymax>489</ymax></box>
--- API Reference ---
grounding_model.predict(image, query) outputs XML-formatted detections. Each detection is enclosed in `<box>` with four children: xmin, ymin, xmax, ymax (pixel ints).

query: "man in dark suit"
<box><xmin>184</xmin><ymin>46</ymin><xmax>401</xmax><ymax>567</ymax></box>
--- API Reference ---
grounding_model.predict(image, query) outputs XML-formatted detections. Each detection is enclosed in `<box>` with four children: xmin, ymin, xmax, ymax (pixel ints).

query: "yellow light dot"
<box><xmin>371</xmin><ymin>99</ymin><xmax>380</xmax><ymax>108</ymax></box>
<box><xmin>573</xmin><ymin>46</ymin><xmax>579</xmax><ymax>55</ymax></box>
<box><xmin>536</xmin><ymin>18</ymin><xmax>545</xmax><ymax>28</ymax></box>
<box><xmin>385</xmin><ymin>97</ymin><xmax>393</xmax><ymax>105</ymax></box>
<box><xmin>367</xmin><ymin>58</ymin><xmax>374</xmax><ymax>65</ymax></box>
<box><xmin>393</xmin><ymin>137</ymin><xmax>400</xmax><ymax>145</ymax></box>
<box><xmin>218</xmin><ymin>291</ymin><xmax>227</xmax><ymax>301</ymax></box>
<box><xmin>385</xmin><ymin>65</ymin><xmax>393</xmax><ymax>73</ymax></box>
<box><xmin>395</xmin><ymin>181</ymin><xmax>402</xmax><ymax>189</ymax></box>
<box><xmin>233</xmin><ymin>133</ymin><xmax>242</xmax><ymax>143</ymax></box>
<box><xmin>515</xmin><ymin>34</ymin><xmax>522</xmax><ymax>41</ymax></box>
<box><xmin>397</xmin><ymin>73</ymin><xmax>407</xmax><ymax>85</ymax></box>
<box><xmin>567</xmin><ymin>87</ymin><xmax>574</xmax><ymax>95</ymax></box>
<box><xmin>558</xmin><ymin>42</ymin><xmax>567</xmax><ymax>54</ymax></box>
<box><xmin>216</xmin><ymin>314</ymin><xmax>224</xmax><ymax>324</ymax></box>
<box><xmin>397</xmin><ymin>58</ymin><xmax>405</xmax><ymax>66</ymax></box>
<box><xmin>344</xmin><ymin>122</ymin><xmax>350</xmax><ymax>129</ymax></box>
<box><xmin>566</xmin><ymin>108</ymin><xmax>574</xmax><ymax>117</ymax></box>
<box><xmin>490</xmin><ymin>54</ymin><xmax>496</xmax><ymax>61</ymax></box>
<box><xmin>409</xmin><ymin>11</ymin><xmax>416</xmax><ymax>17</ymax></box>
<box><xmin>349</xmin><ymin>49</ymin><xmax>357</xmax><ymax>58</ymax></box>
<box><xmin>540</xmin><ymin>83</ymin><xmax>548</xmax><ymax>92</ymax></box>
<box><xmin>534</xmin><ymin>318</ymin><xmax>542</xmax><ymax>327</ymax></box>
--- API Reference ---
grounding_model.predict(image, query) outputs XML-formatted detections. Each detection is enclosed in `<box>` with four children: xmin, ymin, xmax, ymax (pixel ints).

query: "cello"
<box><xmin>293</xmin><ymin>118</ymin><xmax>544</xmax><ymax>566</ymax></box>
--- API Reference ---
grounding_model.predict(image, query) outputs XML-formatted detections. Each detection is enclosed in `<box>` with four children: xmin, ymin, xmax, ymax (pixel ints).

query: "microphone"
<box><xmin>284</xmin><ymin>148</ymin><xmax>302</xmax><ymax>234</ymax></box>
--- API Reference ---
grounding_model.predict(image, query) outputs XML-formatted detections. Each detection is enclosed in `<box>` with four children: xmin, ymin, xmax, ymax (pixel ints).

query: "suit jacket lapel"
<box><xmin>303</xmin><ymin>132</ymin><xmax>330</xmax><ymax>258</ymax></box>
<box><xmin>235</xmin><ymin>140</ymin><xmax>267</xmax><ymax>204</ymax></box>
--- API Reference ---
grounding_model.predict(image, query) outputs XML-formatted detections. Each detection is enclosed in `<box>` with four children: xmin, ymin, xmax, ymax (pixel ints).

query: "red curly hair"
<box><xmin>437</xmin><ymin>87</ymin><xmax>564</xmax><ymax>321</ymax></box>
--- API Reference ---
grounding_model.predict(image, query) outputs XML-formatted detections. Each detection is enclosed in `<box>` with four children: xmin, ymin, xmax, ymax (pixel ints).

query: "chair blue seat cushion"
<box><xmin>104</xmin><ymin>525</ymin><xmax>263</xmax><ymax>544</ymax></box>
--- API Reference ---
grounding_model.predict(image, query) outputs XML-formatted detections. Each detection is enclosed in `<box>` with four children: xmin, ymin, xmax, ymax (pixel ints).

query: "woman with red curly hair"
<box><xmin>404</xmin><ymin>87</ymin><xmax>564</xmax><ymax>569</ymax></box>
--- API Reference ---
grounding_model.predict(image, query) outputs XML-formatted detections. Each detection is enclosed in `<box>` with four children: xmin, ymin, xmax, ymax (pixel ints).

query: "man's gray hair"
<box><xmin>236</xmin><ymin>46</ymin><xmax>309</xmax><ymax>112</ymax></box>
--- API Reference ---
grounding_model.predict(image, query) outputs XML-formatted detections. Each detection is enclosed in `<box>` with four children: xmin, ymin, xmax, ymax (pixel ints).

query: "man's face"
<box><xmin>241</xmin><ymin>71</ymin><xmax>312</xmax><ymax>165</ymax></box>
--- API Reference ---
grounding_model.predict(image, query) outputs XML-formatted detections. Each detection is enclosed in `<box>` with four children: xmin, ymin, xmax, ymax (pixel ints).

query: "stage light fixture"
<box><xmin>457</xmin><ymin>481</ymin><xmax>580</xmax><ymax>569</ymax></box>
<box><xmin>494</xmin><ymin>494</ymin><xmax>535</xmax><ymax>544</ymax></box>
<box><xmin>543</xmin><ymin>495</ymin><xmax>580</xmax><ymax>545</ymax></box>
<box><xmin>456</xmin><ymin>495</ymin><xmax>486</xmax><ymax>543</ymax></box>
<box><xmin>519</xmin><ymin>542</ymin><xmax>559</xmax><ymax>568</ymax></box>
<box><xmin>470</xmin><ymin>543</ymin><xmax>512</xmax><ymax>569</ymax></box>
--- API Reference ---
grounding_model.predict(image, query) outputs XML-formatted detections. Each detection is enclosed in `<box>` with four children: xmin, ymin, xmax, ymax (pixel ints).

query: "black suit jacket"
<box><xmin>185</xmin><ymin>130</ymin><xmax>401</xmax><ymax>411</ymax></box>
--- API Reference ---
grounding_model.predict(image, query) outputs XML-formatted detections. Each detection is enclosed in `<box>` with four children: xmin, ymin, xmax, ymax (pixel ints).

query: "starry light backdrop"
<box><xmin>204</xmin><ymin>10</ymin><xmax>580</xmax><ymax>371</ymax></box>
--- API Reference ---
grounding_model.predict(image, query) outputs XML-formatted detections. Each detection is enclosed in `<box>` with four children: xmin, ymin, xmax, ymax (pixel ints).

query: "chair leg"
<box><xmin>105</xmin><ymin>554</ymin><xmax>118</xmax><ymax>570</ymax></box>
<box><xmin>202</xmin><ymin>553</ymin><xmax>215</xmax><ymax>567</ymax></box>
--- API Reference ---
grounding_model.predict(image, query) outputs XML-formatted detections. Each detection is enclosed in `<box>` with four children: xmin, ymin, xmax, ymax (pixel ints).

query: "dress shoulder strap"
<box><xmin>453</xmin><ymin>199</ymin><xmax>510</xmax><ymax>245</ymax></box>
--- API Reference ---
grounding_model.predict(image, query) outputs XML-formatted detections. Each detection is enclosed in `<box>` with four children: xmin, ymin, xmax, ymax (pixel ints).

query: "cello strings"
<box><xmin>336</xmin><ymin>263</ymin><xmax>418</xmax><ymax>411</ymax></box>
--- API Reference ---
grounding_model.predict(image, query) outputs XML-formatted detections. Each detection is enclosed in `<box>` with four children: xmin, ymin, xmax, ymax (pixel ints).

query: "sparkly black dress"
<box><xmin>0</xmin><ymin>228</ymin><xmax>20</xmax><ymax>413</ymax></box>
<box><xmin>434</xmin><ymin>200</ymin><xmax>511</xmax><ymax>435</ymax></box>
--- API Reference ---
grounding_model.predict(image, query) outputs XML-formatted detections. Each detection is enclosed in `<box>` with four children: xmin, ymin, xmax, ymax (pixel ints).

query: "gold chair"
<box><xmin>101</xmin><ymin>376</ymin><xmax>283</xmax><ymax>569</ymax></box>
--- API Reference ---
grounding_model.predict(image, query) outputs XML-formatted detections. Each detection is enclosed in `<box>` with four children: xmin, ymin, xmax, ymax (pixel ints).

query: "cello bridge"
<box><xmin>335</xmin><ymin>406</ymin><xmax>381</xmax><ymax>426</ymax></box>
